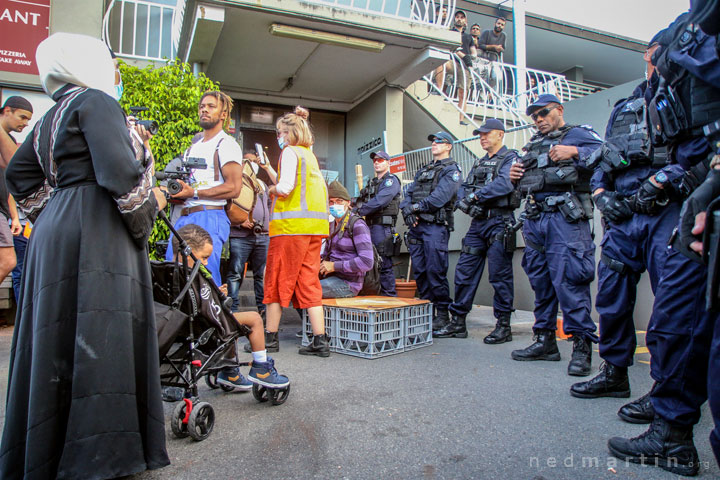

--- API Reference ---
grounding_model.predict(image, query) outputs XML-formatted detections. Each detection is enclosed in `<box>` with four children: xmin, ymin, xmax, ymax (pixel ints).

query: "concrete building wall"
<box><xmin>345</xmin><ymin>86</ymin><xmax>404</xmax><ymax>194</ymax></box>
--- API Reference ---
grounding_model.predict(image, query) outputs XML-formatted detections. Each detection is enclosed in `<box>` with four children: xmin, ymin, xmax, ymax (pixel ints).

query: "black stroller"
<box><xmin>152</xmin><ymin>212</ymin><xmax>290</xmax><ymax>442</ymax></box>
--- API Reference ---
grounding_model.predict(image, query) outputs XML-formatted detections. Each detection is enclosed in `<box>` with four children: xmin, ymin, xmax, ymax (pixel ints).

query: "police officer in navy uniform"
<box><xmin>356</xmin><ymin>150</ymin><xmax>401</xmax><ymax>296</ymax></box>
<box><xmin>401</xmin><ymin>132</ymin><xmax>461</xmax><ymax>330</ymax></box>
<box><xmin>509</xmin><ymin>94</ymin><xmax>602</xmax><ymax>377</ymax></box>
<box><xmin>435</xmin><ymin>119</ymin><xmax>520</xmax><ymax>340</ymax></box>
<box><xmin>570</xmin><ymin>31</ymin><xmax>681</xmax><ymax>401</ymax></box>
<box><xmin>607</xmin><ymin>12</ymin><xmax>720</xmax><ymax>475</ymax></box>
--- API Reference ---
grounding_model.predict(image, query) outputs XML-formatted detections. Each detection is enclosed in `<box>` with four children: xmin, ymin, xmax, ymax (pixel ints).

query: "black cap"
<box><xmin>455</xmin><ymin>9</ymin><xmax>466</xmax><ymax>17</ymax></box>
<box><xmin>370</xmin><ymin>151</ymin><xmax>390</xmax><ymax>162</ymax></box>
<box><xmin>428</xmin><ymin>132</ymin><xmax>454</xmax><ymax>144</ymax></box>
<box><xmin>526</xmin><ymin>94</ymin><xmax>562</xmax><ymax>116</ymax></box>
<box><xmin>1</xmin><ymin>96</ymin><xmax>33</xmax><ymax>113</ymax></box>
<box><xmin>473</xmin><ymin>118</ymin><xmax>505</xmax><ymax>135</ymax></box>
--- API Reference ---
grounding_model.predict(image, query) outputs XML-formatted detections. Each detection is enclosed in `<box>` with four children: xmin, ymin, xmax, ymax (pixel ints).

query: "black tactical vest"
<box><xmin>517</xmin><ymin>125</ymin><xmax>591</xmax><ymax>194</ymax></box>
<box><xmin>365</xmin><ymin>174</ymin><xmax>400</xmax><ymax>223</ymax></box>
<box><xmin>606</xmin><ymin>97</ymin><xmax>667</xmax><ymax>171</ymax></box>
<box><xmin>410</xmin><ymin>158</ymin><xmax>459</xmax><ymax>229</ymax></box>
<box><xmin>650</xmin><ymin>23</ymin><xmax>720</xmax><ymax>144</ymax></box>
<box><xmin>465</xmin><ymin>149</ymin><xmax>520</xmax><ymax>208</ymax></box>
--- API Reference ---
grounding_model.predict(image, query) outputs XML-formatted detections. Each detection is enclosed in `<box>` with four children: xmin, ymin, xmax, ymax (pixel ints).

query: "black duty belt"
<box><xmin>367</xmin><ymin>215</ymin><xmax>396</xmax><ymax>226</ymax></box>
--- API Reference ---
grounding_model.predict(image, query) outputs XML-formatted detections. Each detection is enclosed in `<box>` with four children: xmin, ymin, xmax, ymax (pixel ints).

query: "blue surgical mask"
<box><xmin>112</xmin><ymin>80</ymin><xmax>123</xmax><ymax>101</ymax></box>
<box><xmin>277</xmin><ymin>136</ymin><xmax>286</xmax><ymax>149</ymax></box>
<box><xmin>329</xmin><ymin>204</ymin><xmax>346</xmax><ymax>219</ymax></box>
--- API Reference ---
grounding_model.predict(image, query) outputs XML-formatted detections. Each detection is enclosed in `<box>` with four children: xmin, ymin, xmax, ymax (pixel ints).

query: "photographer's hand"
<box><xmin>241</xmin><ymin>219</ymin><xmax>254</xmax><ymax>229</ymax></box>
<box><xmin>171</xmin><ymin>180</ymin><xmax>194</xmax><ymax>199</ymax></box>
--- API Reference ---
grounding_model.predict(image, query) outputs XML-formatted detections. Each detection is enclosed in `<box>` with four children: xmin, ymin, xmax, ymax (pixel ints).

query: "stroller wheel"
<box><xmin>187</xmin><ymin>402</ymin><xmax>215</xmax><ymax>441</ymax></box>
<box><xmin>268</xmin><ymin>385</ymin><xmax>291</xmax><ymax>406</ymax></box>
<box><xmin>252</xmin><ymin>384</ymin><xmax>269</xmax><ymax>403</ymax></box>
<box><xmin>170</xmin><ymin>401</ymin><xmax>190</xmax><ymax>438</ymax></box>
<box><xmin>205</xmin><ymin>372</ymin><xmax>219</xmax><ymax>390</ymax></box>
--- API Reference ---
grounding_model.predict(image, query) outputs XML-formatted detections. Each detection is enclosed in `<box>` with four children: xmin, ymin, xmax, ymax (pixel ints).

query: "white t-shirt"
<box><xmin>184</xmin><ymin>130</ymin><xmax>243</xmax><ymax>208</ymax></box>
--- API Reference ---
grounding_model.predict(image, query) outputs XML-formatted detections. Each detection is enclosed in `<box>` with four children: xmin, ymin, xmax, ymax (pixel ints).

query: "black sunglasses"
<box><xmin>530</xmin><ymin>105</ymin><xmax>559</xmax><ymax>121</ymax></box>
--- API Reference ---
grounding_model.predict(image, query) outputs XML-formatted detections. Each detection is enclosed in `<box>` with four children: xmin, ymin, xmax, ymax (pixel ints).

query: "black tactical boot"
<box><xmin>298</xmin><ymin>333</ymin><xmax>330</xmax><ymax>357</ymax></box>
<box><xmin>510</xmin><ymin>329</ymin><xmax>561</xmax><ymax>361</ymax></box>
<box><xmin>433</xmin><ymin>314</ymin><xmax>468</xmax><ymax>338</ymax></box>
<box><xmin>608</xmin><ymin>416</ymin><xmax>700</xmax><ymax>476</ymax></box>
<box><xmin>618</xmin><ymin>385</ymin><xmax>656</xmax><ymax>424</ymax></box>
<box><xmin>570</xmin><ymin>362</ymin><xmax>630</xmax><ymax>398</ymax></box>
<box><xmin>483</xmin><ymin>314</ymin><xmax>512</xmax><ymax>344</ymax></box>
<box><xmin>245</xmin><ymin>330</ymin><xmax>279</xmax><ymax>353</ymax></box>
<box><xmin>432</xmin><ymin>308</ymin><xmax>450</xmax><ymax>331</ymax></box>
<box><xmin>567</xmin><ymin>335</ymin><xmax>592</xmax><ymax>376</ymax></box>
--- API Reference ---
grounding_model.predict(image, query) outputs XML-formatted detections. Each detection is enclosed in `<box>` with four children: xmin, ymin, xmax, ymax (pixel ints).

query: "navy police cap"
<box><xmin>473</xmin><ymin>118</ymin><xmax>505</xmax><ymax>135</ymax></box>
<box><xmin>526</xmin><ymin>94</ymin><xmax>562</xmax><ymax>116</ymax></box>
<box><xmin>428</xmin><ymin>131</ymin><xmax>454</xmax><ymax>144</ymax></box>
<box><xmin>370</xmin><ymin>150</ymin><xmax>390</xmax><ymax>161</ymax></box>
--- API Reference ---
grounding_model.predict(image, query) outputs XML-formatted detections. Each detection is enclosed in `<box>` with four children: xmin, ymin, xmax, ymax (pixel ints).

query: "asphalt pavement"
<box><xmin>0</xmin><ymin>306</ymin><xmax>718</xmax><ymax>479</ymax></box>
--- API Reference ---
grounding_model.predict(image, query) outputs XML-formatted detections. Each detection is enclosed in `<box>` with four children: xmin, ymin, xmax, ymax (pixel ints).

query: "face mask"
<box><xmin>277</xmin><ymin>136</ymin><xmax>286</xmax><ymax>149</ymax></box>
<box><xmin>329</xmin><ymin>204</ymin><xmax>346</xmax><ymax>219</ymax></box>
<box><xmin>112</xmin><ymin>81</ymin><xmax>123</xmax><ymax>102</ymax></box>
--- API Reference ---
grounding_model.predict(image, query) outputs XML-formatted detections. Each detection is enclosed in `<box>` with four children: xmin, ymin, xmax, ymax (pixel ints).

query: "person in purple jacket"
<box><xmin>321</xmin><ymin>180</ymin><xmax>375</xmax><ymax>297</ymax></box>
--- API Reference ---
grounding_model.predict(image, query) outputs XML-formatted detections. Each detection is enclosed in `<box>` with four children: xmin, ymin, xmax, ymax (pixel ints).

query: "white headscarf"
<box><xmin>36</xmin><ymin>33</ymin><xmax>115</xmax><ymax>99</ymax></box>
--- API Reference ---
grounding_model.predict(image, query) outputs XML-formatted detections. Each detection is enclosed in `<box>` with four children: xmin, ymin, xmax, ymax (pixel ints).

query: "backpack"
<box><xmin>339</xmin><ymin>214</ymin><xmax>383</xmax><ymax>296</ymax></box>
<box><xmin>188</xmin><ymin>133</ymin><xmax>263</xmax><ymax>225</ymax></box>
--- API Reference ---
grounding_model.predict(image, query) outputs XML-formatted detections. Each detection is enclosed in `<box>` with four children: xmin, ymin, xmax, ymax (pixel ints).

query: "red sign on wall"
<box><xmin>389</xmin><ymin>155</ymin><xmax>406</xmax><ymax>174</ymax></box>
<box><xmin>0</xmin><ymin>0</ymin><xmax>50</xmax><ymax>75</ymax></box>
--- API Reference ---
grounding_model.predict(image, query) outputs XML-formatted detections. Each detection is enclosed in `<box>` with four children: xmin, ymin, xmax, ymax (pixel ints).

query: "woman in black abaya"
<box><xmin>0</xmin><ymin>33</ymin><xmax>170</xmax><ymax>479</ymax></box>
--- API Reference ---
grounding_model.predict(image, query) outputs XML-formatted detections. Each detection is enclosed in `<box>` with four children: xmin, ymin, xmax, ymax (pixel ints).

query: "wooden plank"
<box><xmin>321</xmin><ymin>296</ymin><xmax>430</xmax><ymax>310</ymax></box>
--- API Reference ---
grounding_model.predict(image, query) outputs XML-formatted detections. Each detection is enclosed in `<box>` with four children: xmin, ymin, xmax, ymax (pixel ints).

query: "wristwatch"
<box><xmin>193</xmin><ymin>188</ymin><xmax>199</xmax><ymax>200</ymax></box>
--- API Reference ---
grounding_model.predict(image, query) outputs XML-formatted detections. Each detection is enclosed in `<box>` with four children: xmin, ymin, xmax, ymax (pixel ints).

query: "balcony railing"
<box><xmin>300</xmin><ymin>0</ymin><xmax>456</xmax><ymax>27</ymax></box>
<box><xmin>103</xmin><ymin>0</ymin><xmax>179</xmax><ymax>61</ymax></box>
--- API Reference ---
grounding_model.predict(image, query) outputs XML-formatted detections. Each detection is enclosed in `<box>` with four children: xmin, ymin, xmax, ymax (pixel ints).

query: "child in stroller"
<box><xmin>170</xmin><ymin>224</ymin><xmax>289</xmax><ymax>390</ymax></box>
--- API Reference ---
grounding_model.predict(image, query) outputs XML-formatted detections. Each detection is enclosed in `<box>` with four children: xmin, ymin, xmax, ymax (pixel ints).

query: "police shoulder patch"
<box><xmin>452</xmin><ymin>171</ymin><xmax>460</xmax><ymax>182</ymax></box>
<box><xmin>385</xmin><ymin>178</ymin><xmax>393</xmax><ymax>187</ymax></box>
<box><xmin>579</xmin><ymin>124</ymin><xmax>602</xmax><ymax>141</ymax></box>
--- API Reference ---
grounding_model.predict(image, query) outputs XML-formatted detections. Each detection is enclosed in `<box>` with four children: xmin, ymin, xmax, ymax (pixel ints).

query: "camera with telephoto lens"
<box><xmin>129</xmin><ymin>106</ymin><xmax>159</xmax><ymax>135</ymax></box>
<box><xmin>155</xmin><ymin>156</ymin><xmax>207</xmax><ymax>195</ymax></box>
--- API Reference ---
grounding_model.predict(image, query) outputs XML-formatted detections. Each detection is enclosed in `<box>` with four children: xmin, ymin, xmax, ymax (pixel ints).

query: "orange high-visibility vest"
<box><xmin>269</xmin><ymin>146</ymin><xmax>329</xmax><ymax>236</ymax></box>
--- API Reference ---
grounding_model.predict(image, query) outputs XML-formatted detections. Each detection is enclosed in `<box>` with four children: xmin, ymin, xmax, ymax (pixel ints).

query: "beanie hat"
<box><xmin>327</xmin><ymin>180</ymin><xmax>350</xmax><ymax>201</ymax></box>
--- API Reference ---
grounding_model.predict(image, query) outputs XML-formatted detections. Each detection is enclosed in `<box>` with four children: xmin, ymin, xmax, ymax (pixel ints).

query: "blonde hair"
<box><xmin>276</xmin><ymin>105</ymin><xmax>313</xmax><ymax>148</ymax></box>
<box><xmin>200</xmin><ymin>90</ymin><xmax>233</xmax><ymax>131</ymax></box>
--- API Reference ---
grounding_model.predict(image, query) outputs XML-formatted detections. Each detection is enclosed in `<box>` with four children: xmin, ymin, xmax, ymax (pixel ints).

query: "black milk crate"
<box><xmin>301</xmin><ymin>297</ymin><xmax>432</xmax><ymax>358</ymax></box>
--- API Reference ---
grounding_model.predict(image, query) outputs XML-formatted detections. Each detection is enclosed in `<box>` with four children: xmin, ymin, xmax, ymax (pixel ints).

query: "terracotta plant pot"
<box><xmin>395</xmin><ymin>280</ymin><xmax>417</xmax><ymax>299</ymax></box>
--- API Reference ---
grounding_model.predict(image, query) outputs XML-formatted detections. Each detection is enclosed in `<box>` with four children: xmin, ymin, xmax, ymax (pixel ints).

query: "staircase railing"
<box><xmin>421</xmin><ymin>51</ymin><xmax>592</xmax><ymax>147</ymax></box>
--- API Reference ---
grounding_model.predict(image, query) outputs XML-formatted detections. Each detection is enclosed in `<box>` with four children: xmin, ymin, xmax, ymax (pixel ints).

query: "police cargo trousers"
<box><xmin>369</xmin><ymin>224</ymin><xmax>396</xmax><ymax>296</ymax></box>
<box><xmin>449</xmin><ymin>216</ymin><xmax>513</xmax><ymax>319</ymax></box>
<box><xmin>595</xmin><ymin>204</ymin><xmax>680</xmax><ymax>368</ymax></box>
<box><xmin>406</xmin><ymin>223</ymin><xmax>452</xmax><ymax>310</ymax></box>
<box><xmin>521</xmin><ymin>211</ymin><xmax>597</xmax><ymax>340</ymax></box>
<box><xmin>646</xmin><ymin>247</ymin><xmax>714</xmax><ymax>428</ymax></box>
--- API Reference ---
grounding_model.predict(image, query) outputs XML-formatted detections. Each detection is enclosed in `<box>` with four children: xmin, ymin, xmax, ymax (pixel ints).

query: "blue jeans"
<box><xmin>320</xmin><ymin>275</ymin><xmax>354</xmax><ymax>298</ymax></box>
<box><xmin>11</xmin><ymin>234</ymin><xmax>28</xmax><ymax>303</ymax></box>
<box><xmin>165</xmin><ymin>209</ymin><xmax>230</xmax><ymax>285</ymax></box>
<box><xmin>227</xmin><ymin>235</ymin><xmax>269</xmax><ymax>313</ymax></box>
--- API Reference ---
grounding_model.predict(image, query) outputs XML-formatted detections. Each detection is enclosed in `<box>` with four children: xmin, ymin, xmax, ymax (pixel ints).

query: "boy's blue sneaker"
<box><xmin>248</xmin><ymin>358</ymin><xmax>290</xmax><ymax>388</ymax></box>
<box><xmin>217</xmin><ymin>367</ymin><xmax>252</xmax><ymax>391</ymax></box>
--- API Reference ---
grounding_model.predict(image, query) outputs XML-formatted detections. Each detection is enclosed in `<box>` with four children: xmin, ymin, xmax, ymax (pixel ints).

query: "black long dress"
<box><xmin>0</xmin><ymin>85</ymin><xmax>170</xmax><ymax>479</ymax></box>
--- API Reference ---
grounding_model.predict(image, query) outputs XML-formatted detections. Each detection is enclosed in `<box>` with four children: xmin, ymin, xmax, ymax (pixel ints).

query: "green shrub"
<box><xmin>118</xmin><ymin>60</ymin><xmax>219</xmax><ymax>258</ymax></box>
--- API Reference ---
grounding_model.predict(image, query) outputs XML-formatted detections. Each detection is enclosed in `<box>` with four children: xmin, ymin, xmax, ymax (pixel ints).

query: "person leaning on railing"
<box><xmin>263</xmin><ymin>106</ymin><xmax>331</xmax><ymax>357</ymax></box>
